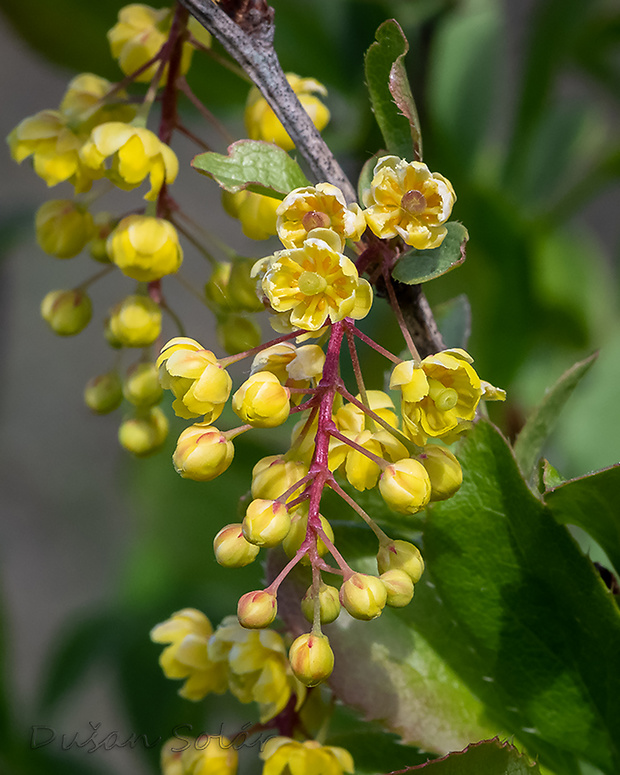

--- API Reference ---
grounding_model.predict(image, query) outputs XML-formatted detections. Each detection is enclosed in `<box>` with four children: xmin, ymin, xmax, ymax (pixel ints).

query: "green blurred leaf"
<box><xmin>426</xmin><ymin>421</ymin><xmax>620</xmax><ymax>773</ymax></box>
<box><xmin>433</xmin><ymin>295</ymin><xmax>471</xmax><ymax>350</ymax></box>
<box><xmin>325</xmin><ymin>730</ymin><xmax>429</xmax><ymax>773</ymax></box>
<box><xmin>192</xmin><ymin>140</ymin><xmax>310</xmax><ymax>198</ymax></box>
<box><xmin>399</xmin><ymin>738</ymin><xmax>540</xmax><ymax>774</ymax></box>
<box><xmin>513</xmin><ymin>353</ymin><xmax>597</xmax><ymax>479</ymax></box>
<box><xmin>545</xmin><ymin>465</ymin><xmax>620</xmax><ymax>578</ymax></box>
<box><xmin>364</xmin><ymin>19</ymin><xmax>422</xmax><ymax>161</ymax></box>
<box><xmin>357</xmin><ymin>151</ymin><xmax>385</xmax><ymax>203</ymax></box>
<box><xmin>391</xmin><ymin>223</ymin><xmax>468</xmax><ymax>285</ymax></box>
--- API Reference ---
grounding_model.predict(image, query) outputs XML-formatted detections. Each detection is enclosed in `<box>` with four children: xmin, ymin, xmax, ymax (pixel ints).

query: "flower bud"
<box><xmin>418</xmin><ymin>445</ymin><xmax>463</xmax><ymax>501</ymax></box>
<box><xmin>228</xmin><ymin>259</ymin><xmax>264</xmax><ymax>312</ymax></box>
<box><xmin>379</xmin><ymin>458</ymin><xmax>431</xmax><ymax>515</ymax></box>
<box><xmin>118</xmin><ymin>406</ymin><xmax>168</xmax><ymax>457</ymax></box>
<box><xmin>36</xmin><ymin>199</ymin><xmax>94</xmax><ymax>258</ymax></box>
<box><xmin>237</xmin><ymin>590</ymin><xmax>277</xmax><ymax>629</ymax></box>
<box><xmin>288</xmin><ymin>632</ymin><xmax>334</xmax><ymax>687</ymax></box>
<box><xmin>84</xmin><ymin>371</ymin><xmax>123</xmax><ymax>414</ymax></box>
<box><xmin>204</xmin><ymin>262</ymin><xmax>233</xmax><ymax>312</ymax></box>
<box><xmin>107</xmin><ymin>215</ymin><xmax>183</xmax><ymax>281</ymax></box>
<box><xmin>173</xmin><ymin>424</ymin><xmax>234</xmax><ymax>482</ymax></box>
<box><xmin>380</xmin><ymin>569</ymin><xmax>414</xmax><ymax>608</ymax></box>
<box><xmin>340</xmin><ymin>573</ymin><xmax>387</xmax><ymax>621</ymax></box>
<box><xmin>213</xmin><ymin>523</ymin><xmax>260</xmax><ymax>568</ymax></box>
<box><xmin>216</xmin><ymin>314</ymin><xmax>261</xmax><ymax>355</ymax></box>
<box><xmin>301</xmin><ymin>583</ymin><xmax>340</xmax><ymax>624</ymax></box>
<box><xmin>107</xmin><ymin>295</ymin><xmax>162</xmax><ymax>348</ymax></box>
<box><xmin>89</xmin><ymin>212</ymin><xmax>116</xmax><ymax>263</ymax></box>
<box><xmin>233</xmin><ymin>371</ymin><xmax>291</xmax><ymax>428</ymax></box>
<box><xmin>221</xmin><ymin>189</ymin><xmax>279</xmax><ymax>240</ymax></box>
<box><xmin>41</xmin><ymin>289</ymin><xmax>92</xmax><ymax>336</ymax></box>
<box><xmin>251</xmin><ymin>456</ymin><xmax>308</xmax><ymax>502</ymax></box>
<box><xmin>282</xmin><ymin>512</ymin><xmax>334</xmax><ymax>562</ymax></box>
<box><xmin>376</xmin><ymin>539</ymin><xmax>424</xmax><ymax>583</ymax></box>
<box><xmin>242</xmin><ymin>499</ymin><xmax>291</xmax><ymax>547</ymax></box>
<box><xmin>123</xmin><ymin>362</ymin><xmax>163</xmax><ymax>407</ymax></box>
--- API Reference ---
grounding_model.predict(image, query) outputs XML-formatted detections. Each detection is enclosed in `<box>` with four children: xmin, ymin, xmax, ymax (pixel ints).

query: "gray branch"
<box><xmin>177</xmin><ymin>0</ymin><xmax>357</xmax><ymax>202</ymax></box>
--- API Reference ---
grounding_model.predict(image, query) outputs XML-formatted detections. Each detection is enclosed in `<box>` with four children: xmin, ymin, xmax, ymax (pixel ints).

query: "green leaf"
<box><xmin>425</xmin><ymin>421</ymin><xmax>620</xmax><ymax>773</ymax></box>
<box><xmin>513</xmin><ymin>353</ymin><xmax>598</xmax><ymax>479</ymax></box>
<box><xmin>364</xmin><ymin>19</ymin><xmax>422</xmax><ymax>161</ymax></box>
<box><xmin>391</xmin><ymin>222</ymin><xmax>468</xmax><ymax>285</ymax></box>
<box><xmin>545</xmin><ymin>465</ymin><xmax>620</xmax><ymax>578</ymax></box>
<box><xmin>399</xmin><ymin>738</ymin><xmax>541</xmax><ymax>774</ymax></box>
<box><xmin>192</xmin><ymin>140</ymin><xmax>310</xmax><ymax>198</ymax></box>
<box><xmin>357</xmin><ymin>151</ymin><xmax>385</xmax><ymax>203</ymax></box>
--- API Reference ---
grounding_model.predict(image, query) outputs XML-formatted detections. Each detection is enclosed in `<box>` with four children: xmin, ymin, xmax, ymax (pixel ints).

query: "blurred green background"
<box><xmin>0</xmin><ymin>0</ymin><xmax>618</xmax><ymax>773</ymax></box>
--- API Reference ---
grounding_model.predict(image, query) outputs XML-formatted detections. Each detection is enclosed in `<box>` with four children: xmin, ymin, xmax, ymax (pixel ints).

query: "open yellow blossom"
<box><xmin>108</xmin><ymin>4</ymin><xmax>211</xmax><ymax>84</ymax></box>
<box><xmin>363</xmin><ymin>155</ymin><xmax>456</xmax><ymax>249</ymax></box>
<box><xmin>390</xmin><ymin>348</ymin><xmax>485</xmax><ymax>445</ymax></box>
<box><xmin>251</xmin><ymin>342</ymin><xmax>325</xmax><ymax>397</ymax></box>
<box><xmin>208</xmin><ymin>616</ymin><xmax>305</xmax><ymax>722</ymax></box>
<box><xmin>59</xmin><ymin>73</ymin><xmax>135</xmax><ymax>128</ymax></box>
<box><xmin>245</xmin><ymin>74</ymin><xmax>330</xmax><ymax>151</ymax></box>
<box><xmin>79</xmin><ymin>122</ymin><xmax>178</xmax><ymax>201</ymax></box>
<box><xmin>150</xmin><ymin>608</ymin><xmax>227</xmax><ymax>701</ymax></box>
<box><xmin>252</xmin><ymin>229</ymin><xmax>372</xmax><ymax>331</ymax></box>
<box><xmin>261</xmin><ymin>738</ymin><xmax>354</xmax><ymax>775</ymax></box>
<box><xmin>107</xmin><ymin>215</ymin><xmax>183</xmax><ymax>281</ymax></box>
<box><xmin>276</xmin><ymin>183</ymin><xmax>366</xmax><ymax>248</ymax></box>
<box><xmin>157</xmin><ymin>337</ymin><xmax>232</xmax><ymax>421</ymax></box>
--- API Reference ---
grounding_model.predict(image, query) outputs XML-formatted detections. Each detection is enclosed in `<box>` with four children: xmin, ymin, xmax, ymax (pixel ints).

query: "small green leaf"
<box><xmin>400</xmin><ymin>738</ymin><xmax>541</xmax><ymax>774</ymax></box>
<box><xmin>513</xmin><ymin>353</ymin><xmax>598</xmax><ymax>479</ymax></box>
<box><xmin>364</xmin><ymin>19</ymin><xmax>422</xmax><ymax>161</ymax></box>
<box><xmin>391</xmin><ymin>222</ymin><xmax>468</xmax><ymax>285</ymax></box>
<box><xmin>192</xmin><ymin>140</ymin><xmax>310</xmax><ymax>198</ymax></box>
<box><xmin>357</xmin><ymin>151</ymin><xmax>386</xmax><ymax>203</ymax></box>
<box><xmin>545</xmin><ymin>465</ymin><xmax>620</xmax><ymax>578</ymax></box>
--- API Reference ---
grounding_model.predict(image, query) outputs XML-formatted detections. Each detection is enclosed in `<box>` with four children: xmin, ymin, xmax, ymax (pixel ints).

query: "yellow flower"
<box><xmin>340</xmin><ymin>573</ymin><xmax>387</xmax><ymax>621</ymax></box>
<box><xmin>390</xmin><ymin>348</ymin><xmax>483</xmax><ymax>445</ymax></box>
<box><xmin>79</xmin><ymin>122</ymin><xmax>178</xmax><ymax>201</ymax></box>
<box><xmin>107</xmin><ymin>294</ymin><xmax>162</xmax><ymax>347</ymax></box>
<box><xmin>232</xmin><ymin>371</ymin><xmax>291</xmax><ymax>428</ymax></box>
<box><xmin>252</xmin><ymin>229</ymin><xmax>372</xmax><ymax>331</ymax></box>
<box><xmin>245</xmin><ymin>74</ymin><xmax>330</xmax><ymax>152</ymax></box>
<box><xmin>362</xmin><ymin>155</ymin><xmax>456</xmax><ymax>249</ymax></box>
<box><xmin>276</xmin><ymin>183</ymin><xmax>366</xmax><ymax>249</ymax></box>
<box><xmin>150</xmin><ymin>609</ymin><xmax>227</xmax><ymax>701</ymax></box>
<box><xmin>107</xmin><ymin>215</ymin><xmax>183</xmax><ymax>281</ymax></box>
<box><xmin>180</xmin><ymin>736</ymin><xmax>238</xmax><ymax>775</ymax></box>
<box><xmin>108</xmin><ymin>4</ymin><xmax>211</xmax><ymax>84</ymax></box>
<box><xmin>118</xmin><ymin>405</ymin><xmax>168</xmax><ymax>456</ymax></box>
<box><xmin>157</xmin><ymin>337</ymin><xmax>232</xmax><ymax>421</ymax></box>
<box><xmin>59</xmin><ymin>73</ymin><xmax>135</xmax><ymax>127</ymax></box>
<box><xmin>260</xmin><ymin>738</ymin><xmax>354</xmax><ymax>775</ymax></box>
<box><xmin>173</xmin><ymin>423</ymin><xmax>235</xmax><ymax>482</ymax></box>
<box><xmin>379</xmin><ymin>458</ymin><xmax>431</xmax><ymax>515</ymax></box>
<box><xmin>288</xmin><ymin>633</ymin><xmax>334</xmax><ymax>687</ymax></box>
<box><xmin>251</xmin><ymin>455</ymin><xmax>308</xmax><ymax>503</ymax></box>
<box><xmin>36</xmin><ymin>200</ymin><xmax>95</xmax><ymax>258</ymax></box>
<box><xmin>251</xmin><ymin>343</ymin><xmax>325</xmax><ymax>397</ymax></box>
<box><xmin>221</xmin><ymin>190</ymin><xmax>279</xmax><ymax>241</ymax></box>
<box><xmin>208</xmin><ymin>616</ymin><xmax>305</xmax><ymax>722</ymax></box>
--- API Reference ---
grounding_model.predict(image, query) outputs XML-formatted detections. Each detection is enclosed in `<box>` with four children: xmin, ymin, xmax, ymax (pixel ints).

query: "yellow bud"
<box><xmin>36</xmin><ymin>200</ymin><xmax>94</xmax><ymax>258</ymax></box>
<box><xmin>123</xmin><ymin>362</ymin><xmax>163</xmax><ymax>407</ymax></box>
<box><xmin>41</xmin><ymin>289</ymin><xmax>92</xmax><ymax>336</ymax></box>
<box><xmin>251</xmin><ymin>456</ymin><xmax>308</xmax><ymax>502</ymax></box>
<box><xmin>418</xmin><ymin>445</ymin><xmax>463</xmax><ymax>501</ymax></box>
<box><xmin>221</xmin><ymin>189</ymin><xmax>279</xmax><ymax>240</ymax></box>
<box><xmin>340</xmin><ymin>573</ymin><xmax>387</xmax><ymax>621</ymax></box>
<box><xmin>288</xmin><ymin>632</ymin><xmax>334</xmax><ymax>687</ymax></box>
<box><xmin>237</xmin><ymin>590</ymin><xmax>277</xmax><ymax>629</ymax></box>
<box><xmin>216</xmin><ymin>314</ymin><xmax>261</xmax><ymax>355</ymax></box>
<box><xmin>301</xmin><ymin>583</ymin><xmax>340</xmax><ymax>624</ymax></box>
<box><xmin>107</xmin><ymin>215</ymin><xmax>183</xmax><ymax>281</ymax></box>
<box><xmin>232</xmin><ymin>371</ymin><xmax>291</xmax><ymax>428</ymax></box>
<box><xmin>242</xmin><ymin>499</ymin><xmax>291</xmax><ymax>547</ymax></box>
<box><xmin>376</xmin><ymin>539</ymin><xmax>425</xmax><ymax>583</ymax></box>
<box><xmin>213</xmin><ymin>523</ymin><xmax>260</xmax><ymax>568</ymax></box>
<box><xmin>107</xmin><ymin>295</ymin><xmax>161</xmax><ymax>348</ymax></box>
<box><xmin>173</xmin><ymin>424</ymin><xmax>234</xmax><ymax>482</ymax></box>
<box><xmin>84</xmin><ymin>371</ymin><xmax>123</xmax><ymax>414</ymax></box>
<box><xmin>380</xmin><ymin>569</ymin><xmax>414</xmax><ymax>608</ymax></box>
<box><xmin>204</xmin><ymin>262</ymin><xmax>233</xmax><ymax>312</ymax></box>
<box><xmin>228</xmin><ymin>259</ymin><xmax>265</xmax><ymax>312</ymax></box>
<box><xmin>118</xmin><ymin>406</ymin><xmax>168</xmax><ymax>457</ymax></box>
<box><xmin>379</xmin><ymin>458</ymin><xmax>431</xmax><ymax>515</ymax></box>
<box><xmin>282</xmin><ymin>512</ymin><xmax>334</xmax><ymax>562</ymax></box>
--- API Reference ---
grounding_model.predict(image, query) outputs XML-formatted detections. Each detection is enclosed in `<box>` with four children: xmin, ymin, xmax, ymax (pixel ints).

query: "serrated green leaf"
<box><xmin>425</xmin><ymin>421</ymin><xmax>620</xmax><ymax>773</ymax></box>
<box><xmin>513</xmin><ymin>353</ymin><xmax>598</xmax><ymax>479</ymax></box>
<box><xmin>391</xmin><ymin>223</ymin><xmax>468</xmax><ymax>285</ymax></box>
<box><xmin>545</xmin><ymin>465</ymin><xmax>620</xmax><ymax>578</ymax></box>
<box><xmin>192</xmin><ymin>140</ymin><xmax>310</xmax><ymax>198</ymax></box>
<box><xmin>364</xmin><ymin>19</ymin><xmax>422</xmax><ymax>161</ymax></box>
<box><xmin>402</xmin><ymin>738</ymin><xmax>540</xmax><ymax>774</ymax></box>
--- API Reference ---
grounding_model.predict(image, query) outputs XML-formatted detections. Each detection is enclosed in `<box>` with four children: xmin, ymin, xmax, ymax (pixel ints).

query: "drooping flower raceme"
<box><xmin>252</xmin><ymin>229</ymin><xmax>373</xmax><ymax>331</ymax></box>
<box><xmin>107</xmin><ymin>215</ymin><xmax>183</xmax><ymax>281</ymax></box>
<box><xmin>362</xmin><ymin>155</ymin><xmax>456</xmax><ymax>249</ymax></box>
<box><xmin>260</xmin><ymin>738</ymin><xmax>354</xmax><ymax>775</ymax></box>
<box><xmin>79</xmin><ymin>122</ymin><xmax>178</xmax><ymax>201</ymax></box>
<box><xmin>276</xmin><ymin>183</ymin><xmax>366</xmax><ymax>248</ymax></box>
